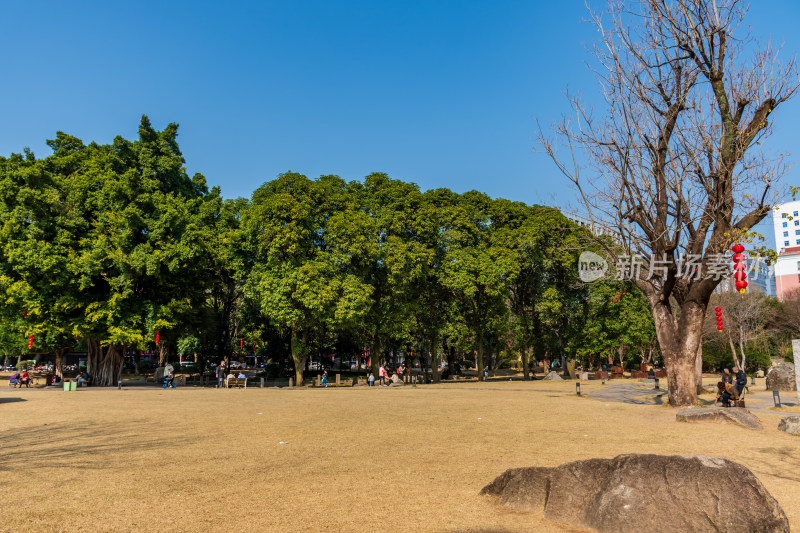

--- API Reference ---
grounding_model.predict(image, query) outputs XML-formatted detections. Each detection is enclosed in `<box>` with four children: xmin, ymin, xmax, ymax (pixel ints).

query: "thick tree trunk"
<box><xmin>290</xmin><ymin>327</ymin><xmax>306</xmax><ymax>386</ymax></box>
<box><xmin>134</xmin><ymin>351</ymin><xmax>140</xmax><ymax>376</ymax></box>
<box><xmin>370</xmin><ymin>337</ymin><xmax>382</xmax><ymax>382</ymax></box>
<box><xmin>54</xmin><ymin>348</ymin><xmax>66</xmax><ymax>379</ymax></box>
<box><xmin>651</xmin><ymin>300</ymin><xmax>701</xmax><ymax>407</ymax></box>
<box><xmin>16</xmin><ymin>354</ymin><xmax>22</xmax><ymax>367</ymax></box>
<box><xmin>87</xmin><ymin>339</ymin><xmax>125</xmax><ymax>386</ymax></box>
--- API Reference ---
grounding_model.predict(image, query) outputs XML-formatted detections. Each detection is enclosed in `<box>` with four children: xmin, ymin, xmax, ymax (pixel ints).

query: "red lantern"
<box><xmin>715</xmin><ymin>307</ymin><xmax>721</xmax><ymax>312</ymax></box>
<box><xmin>240</xmin><ymin>339</ymin><xmax>243</xmax><ymax>349</ymax></box>
<box><xmin>155</xmin><ymin>331</ymin><xmax>160</xmax><ymax>345</ymax></box>
<box><xmin>735</xmin><ymin>280</ymin><xmax>748</xmax><ymax>292</ymax></box>
<box><xmin>732</xmin><ymin>244</ymin><xmax>745</xmax><ymax>254</ymax></box>
<box><xmin>733</xmin><ymin>260</ymin><xmax>746</xmax><ymax>269</ymax></box>
<box><xmin>23</xmin><ymin>311</ymin><xmax>27</xmax><ymax>318</ymax></box>
<box><xmin>717</xmin><ymin>325</ymin><xmax>724</xmax><ymax>331</ymax></box>
<box><xmin>734</xmin><ymin>271</ymin><xmax>747</xmax><ymax>281</ymax></box>
<box><xmin>28</xmin><ymin>335</ymin><xmax>33</xmax><ymax>349</ymax></box>
<box><xmin>253</xmin><ymin>343</ymin><xmax>257</xmax><ymax>354</ymax></box>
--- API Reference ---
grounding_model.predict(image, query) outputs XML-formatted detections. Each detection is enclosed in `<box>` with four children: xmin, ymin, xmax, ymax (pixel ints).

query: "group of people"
<box><xmin>714</xmin><ymin>366</ymin><xmax>748</xmax><ymax>407</ymax></box>
<box><xmin>8</xmin><ymin>371</ymin><xmax>32</xmax><ymax>388</ymax></box>
<box><xmin>366</xmin><ymin>363</ymin><xmax>405</xmax><ymax>386</ymax></box>
<box><xmin>214</xmin><ymin>361</ymin><xmax>246</xmax><ymax>388</ymax></box>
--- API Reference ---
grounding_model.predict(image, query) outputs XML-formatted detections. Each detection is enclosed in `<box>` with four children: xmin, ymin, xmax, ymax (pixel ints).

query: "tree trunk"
<box><xmin>695</xmin><ymin>343</ymin><xmax>704</xmax><ymax>395</ymax></box>
<box><xmin>16</xmin><ymin>354</ymin><xmax>22</xmax><ymax>367</ymax></box>
<box><xmin>134</xmin><ymin>351</ymin><xmax>140</xmax><ymax>376</ymax></box>
<box><xmin>521</xmin><ymin>347</ymin><xmax>530</xmax><ymax>381</ymax></box>
<box><xmin>370</xmin><ymin>337</ymin><xmax>382</xmax><ymax>382</ymax></box>
<box><xmin>727</xmin><ymin>333</ymin><xmax>740</xmax><ymax>370</ymax></box>
<box><xmin>54</xmin><ymin>348</ymin><xmax>66</xmax><ymax>379</ymax></box>
<box><xmin>477</xmin><ymin>336</ymin><xmax>484</xmax><ymax>382</ymax></box>
<box><xmin>290</xmin><ymin>326</ymin><xmax>306</xmax><ymax>386</ymax></box>
<box><xmin>158</xmin><ymin>342</ymin><xmax>168</xmax><ymax>366</ymax></box>
<box><xmin>87</xmin><ymin>339</ymin><xmax>125</xmax><ymax>386</ymax></box>
<box><xmin>430</xmin><ymin>332</ymin><xmax>440</xmax><ymax>383</ymax></box>
<box><xmin>793</xmin><ymin>339</ymin><xmax>800</xmax><ymax>405</ymax></box>
<box><xmin>651</xmin><ymin>300</ymin><xmax>700</xmax><ymax>407</ymax></box>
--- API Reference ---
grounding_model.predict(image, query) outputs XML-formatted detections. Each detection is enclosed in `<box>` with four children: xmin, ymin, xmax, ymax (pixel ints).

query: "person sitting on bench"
<box><xmin>714</xmin><ymin>381</ymin><xmax>739</xmax><ymax>407</ymax></box>
<box><xmin>76</xmin><ymin>371</ymin><xmax>89</xmax><ymax>386</ymax></box>
<box><xmin>20</xmin><ymin>371</ymin><xmax>32</xmax><ymax>388</ymax></box>
<box><xmin>9</xmin><ymin>372</ymin><xmax>20</xmax><ymax>387</ymax></box>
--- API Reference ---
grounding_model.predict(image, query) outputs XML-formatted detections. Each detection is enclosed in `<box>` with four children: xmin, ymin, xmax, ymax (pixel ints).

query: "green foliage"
<box><xmin>17</xmin><ymin>360</ymin><xmax>35</xmax><ymax>371</ymax></box>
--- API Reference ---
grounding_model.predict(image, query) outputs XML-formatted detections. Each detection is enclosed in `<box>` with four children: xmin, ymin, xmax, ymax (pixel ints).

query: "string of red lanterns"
<box><xmin>155</xmin><ymin>331</ymin><xmax>160</xmax><ymax>346</ymax></box>
<box><xmin>731</xmin><ymin>244</ymin><xmax>747</xmax><ymax>294</ymax></box>
<box><xmin>715</xmin><ymin>306</ymin><xmax>724</xmax><ymax>332</ymax></box>
<box><xmin>28</xmin><ymin>335</ymin><xmax>34</xmax><ymax>349</ymax></box>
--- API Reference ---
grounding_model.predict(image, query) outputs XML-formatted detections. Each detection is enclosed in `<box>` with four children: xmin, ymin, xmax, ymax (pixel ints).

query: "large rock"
<box><xmin>541</xmin><ymin>371</ymin><xmax>563</xmax><ymax>381</ymax></box>
<box><xmin>778</xmin><ymin>415</ymin><xmax>800</xmax><ymax>436</ymax></box>
<box><xmin>765</xmin><ymin>363</ymin><xmax>796</xmax><ymax>392</ymax></box>
<box><xmin>676</xmin><ymin>407</ymin><xmax>763</xmax><ymax>429</ymax></box>
<box><xmin>481</xmin><ymin>454</ymin><xmax>788</xmax><ymax>533</ymax></box>
<box><xmin>388</xmin><ymin>374</ymin><xmax>404</xmax><ymax>387</ymax></box>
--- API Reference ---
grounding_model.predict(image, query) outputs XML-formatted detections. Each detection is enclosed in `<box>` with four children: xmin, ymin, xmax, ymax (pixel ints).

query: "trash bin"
<box><xmin>63</xmin><ymin>381</ymin><xmax>70</xmax><ymax>392</ymax></box>
<box><xmin>70</xmin><ymin>381</ymin><xmax>77</xmax><ymax>392</ymax></box>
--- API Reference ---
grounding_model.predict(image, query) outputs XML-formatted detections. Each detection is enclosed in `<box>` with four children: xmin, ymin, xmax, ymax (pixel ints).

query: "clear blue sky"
<box><xmin>2</xmin><ymin>0</ymin><xmax>798</xmax><ymax>218</ymax></box>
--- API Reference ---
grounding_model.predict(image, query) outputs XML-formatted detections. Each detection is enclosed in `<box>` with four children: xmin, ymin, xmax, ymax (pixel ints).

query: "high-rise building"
<box><xmin>772</xmin><ymin>200</ymin><xmax>800</xmax><ymax>300</ymax></box>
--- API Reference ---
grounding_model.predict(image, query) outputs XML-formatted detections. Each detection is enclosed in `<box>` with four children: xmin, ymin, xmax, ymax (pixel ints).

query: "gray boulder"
<box><xmin>541</xmin><ymin>371</ymin><xmax>563</xmax><ymax>381</ymax></box>
<box><xmin>777</xmin><ymin>415</ymin><xmax>800</xmax><ymax>436</ymax></box>
<box><xmin>481</xmin><ymin>454</ymin><xmax>788</xmax><ymax>533</ymax></box>
<box><xmin>765</xmin><ymin>363</ymin><xmax>796</xmax><ymax>392</ymax></box>
<box><xmin>676</xmin><ymin>407</ymin><xmax>763</xmax><ymax>429</ymax></box>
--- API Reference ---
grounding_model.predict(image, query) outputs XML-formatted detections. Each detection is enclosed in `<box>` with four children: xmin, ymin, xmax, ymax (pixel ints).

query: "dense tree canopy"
<box><xmin>0</xmin><ymin>117</ymin><xmax>671</xmax><ymax>383</ymax></box>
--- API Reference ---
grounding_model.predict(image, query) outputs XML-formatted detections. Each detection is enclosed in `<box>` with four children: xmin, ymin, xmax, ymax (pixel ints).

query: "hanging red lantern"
<box><xmin>28</xmin><ymin>335</ymin><xmax>33</xmax><ymax>349</ymax></box>
<box><xmin>253</xmin><ymin>343</ymin><xmax>257</xmax><ymax>354</ymax></box>
<box><xmin>155</xmin><ymin>331</ymin><xmax>160</xmax><ymax>345</ymax></box>
<box><xmin>240</xmin><ymin>339</ymin><xmax>243</xmax><ymax>349</ymax></box>
<box><xmin>716</xmin><ymin>307</ymin><xmax>724</xmax><ymax>331</ymax></box>
<box><xmin>731</xmin><ymin>244</ymin><xmax>747</xmax><ymax>294</ymax></box>
<box><xmin>717</xmin><ymin>325</ymin><xmax>724</xmax><ymax>331</ymax></box>
<box><xmin>23</xmin><ymin>311</ymin><xmax>28</xmax><ymax>318</ymax></box>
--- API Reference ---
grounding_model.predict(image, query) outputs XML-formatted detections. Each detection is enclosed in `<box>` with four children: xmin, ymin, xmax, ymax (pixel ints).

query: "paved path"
<box><xmin>587</xmin><ymin>383</ymin><xmax>667</xmax><ymax>405</ymax></box>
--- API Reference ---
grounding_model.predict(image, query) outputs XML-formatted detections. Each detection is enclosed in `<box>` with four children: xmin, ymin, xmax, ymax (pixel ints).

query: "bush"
<box><xmin>17</xmin><ymin>360</ymin><xmax>35</xmax><ymax>371</ymax></box>
<box><xmin>786</xmin><ymin>347</ymin><xmax>794</xmax><ymax>364</ymax></box>
<box><xmin>744</xmin><ymin>350</ymin><xmax>772</xmax><ymax>374</ymax></box>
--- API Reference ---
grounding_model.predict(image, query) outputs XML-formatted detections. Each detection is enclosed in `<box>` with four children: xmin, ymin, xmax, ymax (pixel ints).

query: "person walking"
<box><xmin>379</xmin><ymin>364</ymin><xmax>387</xmax><ymax>386</ymax></box>
<box><xmin>321</xmin><ymin>370</ymin><xmax>328</xmax><ymax>388</ymax></box>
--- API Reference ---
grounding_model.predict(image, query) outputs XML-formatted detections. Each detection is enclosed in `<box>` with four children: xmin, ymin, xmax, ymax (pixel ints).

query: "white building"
<box><xmin>772</xmin><ymin>200</ymin><xmax>800</xmax><ymax>300</ymax></box>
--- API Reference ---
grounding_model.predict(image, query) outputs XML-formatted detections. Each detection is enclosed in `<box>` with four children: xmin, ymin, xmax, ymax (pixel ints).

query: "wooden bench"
<box><xmin>226</xmin><ymin>377</ymin><xmax>247</xmax><ymax>389</ymax></box>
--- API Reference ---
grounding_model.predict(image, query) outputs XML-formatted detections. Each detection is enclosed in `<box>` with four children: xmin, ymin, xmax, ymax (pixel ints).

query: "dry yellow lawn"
<box><xmin>1</xmin><ymin>380</ymin><xmax>799</xmax><ymax>532</ymax></box>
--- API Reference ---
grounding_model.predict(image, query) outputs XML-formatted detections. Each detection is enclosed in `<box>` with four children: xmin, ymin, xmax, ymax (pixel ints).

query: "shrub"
<box><xmin>17</xmin><ymin>360</ymin><xmax>36</xmax><ymax>371</ymax></box>
<box><xmin>744</xmin><ymin>350</ymin><xmax>772</xmax><ymax>374</ymax></box>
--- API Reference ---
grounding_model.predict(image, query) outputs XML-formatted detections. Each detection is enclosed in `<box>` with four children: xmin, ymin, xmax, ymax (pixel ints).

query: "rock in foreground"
<box><xmin>481</xmin><ymin>454</ymin><xmax>788</xmax><ymax>533</ymax></box>
<box><xmin>778</xmin><ymin>415</ymin><xmax>800</xmax><ymax>436</ymax></box>
<box><xmin>766</xmin><ymin>363</ymin><xmax>796</xmax><ymax>392</ymax></box>
<box><xmin>676</xmin><ymin>407</ymin><xmax>763</xmax><ymax>429</ymax></box>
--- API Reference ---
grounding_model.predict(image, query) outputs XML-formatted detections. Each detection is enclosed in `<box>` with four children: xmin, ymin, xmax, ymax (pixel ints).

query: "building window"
<box><xmin>795</xmin><ymin>220</ymin><xmax>799</xmax><ymax>226</ymax></box>
<box><xmin>797</xmin><ymin>239</ymin><xmax>800</xmax><ymax>245</ymax></box>
<box><xmin>786</xmin><ymin>231</ymin><xmax>790</xmax><ymax>236</ymax></box>
<box><xmin>796</xmin><ymin>230</ymin><xmax>800</xmax><ymax>235</ymax></box>
<box><xmin>795</xmin><ymin>211</ymin><xmax>799</xmax><ymax>217</ymax></box>
<box><xmin>783</xmin><ymin>212</ymin><xmax>788</xmax><ymax>218</ymax></box>
<box><xmin>784</xmin><ymin>222</ymin><xmax>789</xmax><ymax>227</ymax></box>
<box><xmin>785</xmin><ymin>241</ymin><xmax>790</xmax><ymax>246</ymax></box>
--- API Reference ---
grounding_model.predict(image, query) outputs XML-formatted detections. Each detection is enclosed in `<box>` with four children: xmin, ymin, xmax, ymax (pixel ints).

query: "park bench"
<box><xmin>226</xmin><ymin>377</ymin><xmax>247</xmax><ymax>389</ymax></box>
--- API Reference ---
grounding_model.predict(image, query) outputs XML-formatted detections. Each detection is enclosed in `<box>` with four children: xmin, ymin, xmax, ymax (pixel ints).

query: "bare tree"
<box><xmin>541</xmin><ymin>0</ymin><xmax>798</xmax><ymax>406</ymax></box>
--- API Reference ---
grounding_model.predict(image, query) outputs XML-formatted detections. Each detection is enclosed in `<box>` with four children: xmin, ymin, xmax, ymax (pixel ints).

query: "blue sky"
<box><xmin>1</xmin><ymin>0</ymin><xmax>798</xmax><ymax>225</ymax></box>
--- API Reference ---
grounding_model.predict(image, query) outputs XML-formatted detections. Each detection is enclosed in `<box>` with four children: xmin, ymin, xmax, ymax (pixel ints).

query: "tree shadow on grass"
<box><xmin>747</xmin><ymin>446</ymin><xmax>800</xmax><ymax>483</ymax></box>
<box><xmin>0</xmin><ymin>397</ymin><xmax>26</xmax><ymax>404</ymax></box>
<box><xmin>0</xmin><ymin>422</ymin><xmax>192</xmax><ymax>470</ymax></box>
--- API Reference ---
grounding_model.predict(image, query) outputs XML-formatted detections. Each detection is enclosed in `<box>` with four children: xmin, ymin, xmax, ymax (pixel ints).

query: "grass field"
<box><xmin>2</xmin><ymin>380</ymin><xmax>799</xmax><ymax>532</ymax></box>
